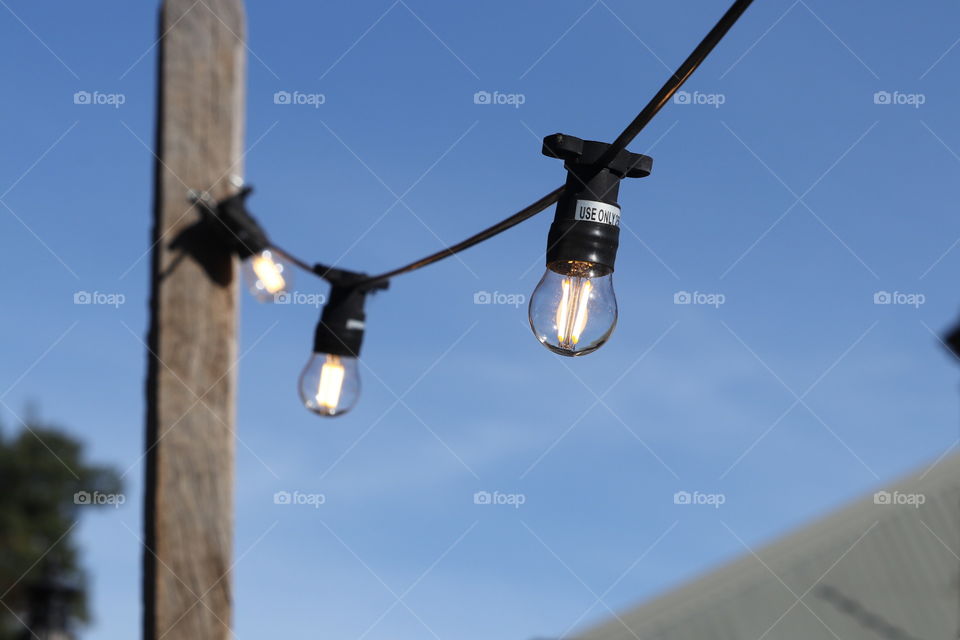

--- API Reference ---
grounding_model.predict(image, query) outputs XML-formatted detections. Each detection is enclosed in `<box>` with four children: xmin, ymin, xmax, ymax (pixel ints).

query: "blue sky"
<box><xmin>2</xmin><ymin>0</ymin><xmax>960</xmax><ymax>638</ymax></box>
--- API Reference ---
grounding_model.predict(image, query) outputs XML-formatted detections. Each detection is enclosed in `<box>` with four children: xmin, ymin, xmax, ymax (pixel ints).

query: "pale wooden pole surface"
<box><xmin>144</xmin><ymin>0</ymin><xmax>246</xmax><ymax>638</ymax></box>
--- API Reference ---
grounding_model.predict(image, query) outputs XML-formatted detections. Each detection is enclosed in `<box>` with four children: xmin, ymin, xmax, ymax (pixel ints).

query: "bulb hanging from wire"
<box><xmin>530</xmin><ymin>260</ymin><xmax>617</xmax><ymax>356</ymax></box>
<box><xmin>242</xmin><ymin>249</ymin><xmax>291</xmax><ymax>302</ymax></box>
<box><xmin>299</xmin><ymin>352</ymin><xmax>360</xmax><ymax>416</ymax></box>
<box><xmin>529</xmin><ymin>134</ymin><xmax>652</xmax><ymax>356</ymax></box>
<box><xmin>191</xmin><ymin>186</ymin><xmax>294</xmax><ymax>303</ymax></box>
<box><xmin>299</xmin><ymin>278</ymin><xmax>382</xmax><ymax>418</ymax></box>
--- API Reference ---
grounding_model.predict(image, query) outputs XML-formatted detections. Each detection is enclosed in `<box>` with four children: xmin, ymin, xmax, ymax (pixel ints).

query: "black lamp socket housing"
<box><xmin>312</xmin><ymin>284</ymin><xmax>368</xmax><ymax>357</ymax></box>
<box><xmin>542</xmin><ymin>134</ymin><xmax>653</xmax><ymax>273</ymax></box>
<box><xmin>196</xmin><ymin>186</ymin><xmax>270</xmax><ymax>260</ymax></box>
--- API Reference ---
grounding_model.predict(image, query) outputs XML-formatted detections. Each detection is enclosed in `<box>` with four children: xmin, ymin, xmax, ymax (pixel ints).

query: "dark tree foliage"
<box><xmin>0</xmin><ymin>421</ymin><xmax>122</xmax><ymax>640</ymax></box>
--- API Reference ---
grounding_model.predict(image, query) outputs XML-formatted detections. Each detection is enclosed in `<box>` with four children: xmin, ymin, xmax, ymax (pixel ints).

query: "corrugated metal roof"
<box><xmin>577</xmin><ymin>455</ymin><xmax>960</xmax><ymax>640</ymax></box>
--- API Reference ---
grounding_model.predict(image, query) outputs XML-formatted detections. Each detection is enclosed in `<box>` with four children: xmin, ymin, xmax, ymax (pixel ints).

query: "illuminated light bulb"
<box><xmin>242</xmin><ymin>249</ymin><xmax>291</xmax><ymax>302</ymax></box>
<box><xmin>298</xmin><ymin>353</ymin><xmax>360</xmax><ymax>416</ymax></box>
<box><xmin>531</xmin><ymin>133</ymin><xmax>652</xmax><ymax>356</ymax></box>
<box><xmin>529</xmin><ymin>260</ymin><xmax>617</xmax><ymax>356</ymax></box>
<box><xmin>300</xmin><ymin>280</ymin><xmax>381</xmax><ymax>418</ymax></box>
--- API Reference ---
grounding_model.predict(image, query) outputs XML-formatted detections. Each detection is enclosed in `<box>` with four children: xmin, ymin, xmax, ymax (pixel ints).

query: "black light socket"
<box><xmin>542</xmin><ymin>133</ymin><xmax>653</xmax><ymax>273</ymax></box>
<box><xmin>312</xmin><ymin>284</ymin><xmax>368</xmax><ymax>357</ymax></box>
<box><xmin>193</xmin><ymin>186</ymin><xmax>270</xmax><ymax>259</ymax></box>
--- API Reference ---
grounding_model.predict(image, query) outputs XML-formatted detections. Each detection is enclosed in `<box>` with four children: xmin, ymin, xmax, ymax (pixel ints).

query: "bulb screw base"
<box><xmin>541</xmin><ymin>134</ymin><xmax>653</xmax><ymax>272</ymax></box>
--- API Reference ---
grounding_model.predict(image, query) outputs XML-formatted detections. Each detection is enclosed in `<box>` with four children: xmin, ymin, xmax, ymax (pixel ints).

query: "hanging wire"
<box><xmin>597</xmin><ymin>0</ymin><xmax>755</xmax><ymax>167</ymax></box>
<box><xmin>351</xmin><ymin>187</ymin><xmax>564</xmax><ymax>289</ymax></box>
<box><xmin>262</xmin><ymin>0</ymin><xmax>755</xmax><ymax>289</ymax></box>
<box><xmin>267</xmin><ymin>243</ymin><xmax>315</xmax><ymax>274</ymax></box>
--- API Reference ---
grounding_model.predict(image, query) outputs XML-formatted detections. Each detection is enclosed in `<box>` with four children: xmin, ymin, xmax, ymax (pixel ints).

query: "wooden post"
<box><xmin>144</xmin><ymin>1</ymin><xmax>245</xmax><ymax>638</ymax></box>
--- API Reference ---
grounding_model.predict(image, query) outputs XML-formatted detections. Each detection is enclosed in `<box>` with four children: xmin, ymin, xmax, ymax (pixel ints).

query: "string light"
<box><xmin>297</xmin><ymin>279</ymin><xmax>376</xmax><ymax>417</ymax></box>
<box><xmin>529</xmin><ymin>133</ymin><xmax>651</xmax><ymax>356</ymax></box>
<box><xmin>244</xmin><ymin>249</ymin><xmax>289</xmax><ymax>301</ymax></box>
<box><xmin>531</xmin><ymin>262</ymin><xmax>613</xmax><ymax>355</ymax></box>
<box><xmin>192</xmin><ymin>0</ymin><xmax>755</xmax><ymax>416</ymax></box>
<box><xmin>190</xmin><ymin>186</ymin><xmax>293</xmax><ymax>302</ymax></box>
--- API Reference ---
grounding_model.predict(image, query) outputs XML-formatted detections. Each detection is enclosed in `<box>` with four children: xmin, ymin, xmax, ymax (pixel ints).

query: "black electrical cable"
<box><xmin>263</xmin><ymin>187</ymin><xmax>563</xmax><ymax>289</ymax></box>
<box><xmin>265</xmin><ymin>0</ymin><xmax>755</xmax><ymax>290</ymax></box>
<box><xmin>268</xmin><ymin>243</ymin><xmax>315</xmax><ymax>274</ymax></box>
<box><xmin>596</xmin><ymin>0</ymin><xmax>755</xmax><ymax>168</ymax></box>
<box><xmin>352</xmin><ymin>187</ymin><xmax>564</xmax><ymax>289</ymax></box>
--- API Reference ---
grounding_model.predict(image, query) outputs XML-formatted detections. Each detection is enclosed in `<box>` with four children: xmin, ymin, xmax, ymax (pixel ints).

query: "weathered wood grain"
<box><xmin>144</xmin><ymin>1</ymin><xmax>245</xmax><ymax>638</ymax></box>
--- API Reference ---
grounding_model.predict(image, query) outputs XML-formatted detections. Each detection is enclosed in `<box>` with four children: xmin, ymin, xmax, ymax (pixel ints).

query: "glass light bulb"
<box><xmin>242</xmin><ymin>249</ymin><xmax>291</xmax><ymax>302</ymax></box>
<box><xmin>298</xmin><ymin>353</ymin><xmax>360</xmax><ymax>417</ymax></box>
<box><xmin>528</xmin><ymin>260</ymin><xmax>617</xmax><ymax>356</ymax></box>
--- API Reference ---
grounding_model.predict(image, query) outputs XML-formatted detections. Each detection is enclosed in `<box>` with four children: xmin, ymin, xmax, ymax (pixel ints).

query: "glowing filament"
<box><xmin>251</xmin><ymin>251</ymin><xmax>286</xmax><ymax>294</ymax></box>
<box><xmin>556</xmin><ymin>278</ymin><xmax>592</xmax><ymax>349</ymax></box>
<box><xmin>315</xmin><ymin>355</ymin><xmax>346</xmax><ymax>410</ymax></box>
